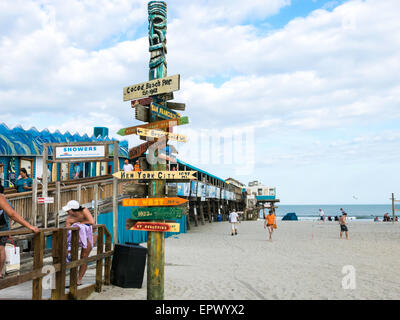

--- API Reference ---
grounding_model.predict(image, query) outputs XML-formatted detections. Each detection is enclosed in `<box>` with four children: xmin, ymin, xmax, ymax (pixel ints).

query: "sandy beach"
<box><xmin>88</xmin><ymin>220</ymin><xmax>400</xmax><ymax>300</ymax></box>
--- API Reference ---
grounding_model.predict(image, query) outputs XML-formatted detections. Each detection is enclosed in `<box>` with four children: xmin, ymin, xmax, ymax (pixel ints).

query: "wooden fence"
<box><xmin>5</xmin><ymin>177</ymin><xmax>123</xmax><ymax>228</ymax></box>
<box><xmin>0</xmin><ymin>225</ymin><xmax>112</xmax><ymax>300</ymax></box>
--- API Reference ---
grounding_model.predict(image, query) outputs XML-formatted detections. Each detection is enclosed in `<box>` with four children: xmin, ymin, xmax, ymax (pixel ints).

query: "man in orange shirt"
<box><xmin>134</xmin><ymin>160</ymin><xmax>141</xmax><ymax>172</ymax></box>
<box><xmin>264</xmin><ymin>209</ymin><xmax>276</xmax><ymax>242</ymax></box>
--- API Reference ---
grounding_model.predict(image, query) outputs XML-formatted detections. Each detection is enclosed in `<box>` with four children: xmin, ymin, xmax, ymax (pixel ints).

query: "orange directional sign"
<box><xmin>127</xmin><ymin>221</ymin><xmax>180</xmax><ymax>233</ymax></box>
<box><xmin>123</xmin><ymin>197</ymin><xmax>188</xmax><ymax>207</ymax></box>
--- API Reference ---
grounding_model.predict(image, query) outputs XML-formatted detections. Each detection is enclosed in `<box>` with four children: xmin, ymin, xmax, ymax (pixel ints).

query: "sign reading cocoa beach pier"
<box><xmin>123</xmin><ymin>74</ymin><xmax>180</xmax><ymax>101</ymax></box>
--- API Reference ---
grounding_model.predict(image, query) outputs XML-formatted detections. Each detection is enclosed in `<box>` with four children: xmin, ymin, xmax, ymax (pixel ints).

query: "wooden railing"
<box><xmin>0</xmin><ymin>225</ymin><xmax>113</xmax><ymax>300</ymax></box>
<box><xmin>5</xmin><ymin>177</ymin><xmax>123</xmax><ymax>227</ymax></box>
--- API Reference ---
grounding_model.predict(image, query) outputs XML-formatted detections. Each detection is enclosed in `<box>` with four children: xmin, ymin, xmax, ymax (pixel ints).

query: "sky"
<box><xmin>1</xmin><ymin>0</ymin><xmax>400</xmax><ymax>205</ymax></box>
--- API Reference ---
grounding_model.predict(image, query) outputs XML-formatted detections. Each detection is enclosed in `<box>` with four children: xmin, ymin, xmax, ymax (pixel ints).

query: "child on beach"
<box><xmin>339</xmin><ymin>213</ymin><xmax>349</xmax><ymax>240</ymax></box>
<box><xmin>229</xmin><ymin>209</ymin><xmax>240</xmax><ymax>236</ymax></box>
<box><xmin>264</xmin><ymin>210</ymin><xmax>276</xmax><ymax>242</ymax></box>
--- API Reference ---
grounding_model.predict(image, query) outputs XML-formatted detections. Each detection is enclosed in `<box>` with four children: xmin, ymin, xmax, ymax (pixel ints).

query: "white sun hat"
<box><xmin>62</xmin><ymin>200</ymin><xmax>80</xmax><ymax>212</ymax></box>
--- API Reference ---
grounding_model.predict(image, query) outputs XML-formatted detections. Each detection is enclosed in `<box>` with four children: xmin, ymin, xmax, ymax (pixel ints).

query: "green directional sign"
<box><xmin>131</xmin><ymin>206</ymin><xmax>183</xmax><ymax>220</ymax></box>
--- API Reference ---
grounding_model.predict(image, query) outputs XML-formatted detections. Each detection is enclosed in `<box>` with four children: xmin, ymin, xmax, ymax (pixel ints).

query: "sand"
<box><xmin>88</xmin><ymin>220</ymin><xmax>400</xmax><ymax>300</ymax></box>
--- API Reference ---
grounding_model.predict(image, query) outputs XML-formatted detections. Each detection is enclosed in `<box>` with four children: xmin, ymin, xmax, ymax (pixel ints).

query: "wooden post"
<box><xmin>104</xmin><ymin>228</ymin><xmax>112</xmax><ymax>285</ymax></box>
<box><xmin>31</xmin><ymin>179</ymin><xmax>38</xmax><ymax>226</ymax></box>
<box><xmin>146</xmin><ymin>1</ymin><xmax>169</xmax><ymax>301</ymax></box>
<box><xmin>55</xmin><ymin>181</ymin><xmax>61</xmax><ymax>228</ymax></box>
<box><xmin>69</xmin><ymin>229</ymin><xmax>79</xmax><ymax>300</ymax></box>
<box><xmin>193</xmin><ymin>202</ymin><xmax>198</xmax><ymax>227</ymax></box>
<box><xmin>199</xmin><ymin>202</ymin><xmax>205</xmax><ymax>225</ymax></box>
<box><xmin>95</xmin><ymin>226</ymin><xmax>104</xmax><ymax>292</ymax></box>
<box><xmin>207</xmin><ymin>200</ymin><xmax>212</xmax><ymax>223</ymax></box>
<box><xmin>32</xmin><ymin>231</ymin><xmax>44</xmax><ymax>300</ymax></box>
<box><xmin>113</xmin><ymin>141</ymin><xmax>119</xmax><ymax>247</ymax></box>
<box><xmin>77</xmin><ymin>184</ymin><xmax>82</xmax><ymax>204</ymax></box>
<box><xmin>94</xmin><ymin>184</ymin><xmax>99</xmax><ymax>225</ymax></box>
<box><xmin>186</xmin><ymin>201</ymin><xmax>191</xmax><ymax>230</ymax></box>
<box><xmin>42</xmin><ymin>144</ymin><xmax>48</xmax><ymax>228</ymax></box>
<box><xmin>51</xmin><ymin>229</ymin><xmax>67</xmax><ymax>300</ymax></box>
<box><xmin>392</xmin><ymin>193</ymin><xmax>395</xmax><ymax>224</ymax></box>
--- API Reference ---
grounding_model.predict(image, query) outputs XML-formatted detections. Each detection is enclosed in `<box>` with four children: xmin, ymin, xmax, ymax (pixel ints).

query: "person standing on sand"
<box><xmin>264</xmin><ymin>209</ymin><xmax>276</xmax><ymax>242</ymax></box>
<box><xmin>319</xmin><ymin>208</ymin><xmax>325</xmax><ymax>222</ymax></box>
<box><xmin>229</xmin><ymin>209</ymin><xmax>240</xmax><ymax>236</ymax></box>
<box><xmin>339</xmin><ymin>213</ymin><xmax>349</xmax><ymax>240</ymax></box>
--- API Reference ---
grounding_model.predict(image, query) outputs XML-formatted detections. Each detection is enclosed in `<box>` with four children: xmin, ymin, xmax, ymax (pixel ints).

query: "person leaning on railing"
<box><xmin>0</xmin><ymin>185</ymin><xmax>39</xmax><ymax>279</ymax></box>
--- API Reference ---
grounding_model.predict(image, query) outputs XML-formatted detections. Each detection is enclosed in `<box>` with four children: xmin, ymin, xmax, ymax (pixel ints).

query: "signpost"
<box><xmin>121</xmin><ymin>1</ymin><xmax>187</xmax><ymax>300</ymax></box>
<box><xmin>123</xmin><ymin>197</ymin><xmax>188</xmax><ymax>207</ymax></box>
<box><xmin>113</xmin><ymin>170</ymin><xmax>196</xmax><ymax>180</ymax></box>
<box><xmin>128</xmin><ymin>141</ymin><xmax>155</xmax><ymax>159</ymax></box>
<box><xmin>131</xmin><ymin>97</ymin><xmax>153</xmax><ymax>107</ymax></box>
<box><xmin>136</xmin><ymin>127</ymin><xmax>187</xmax><ymax>142</ymax></box>
<box><xmin>135</xmin><ymin>104</ymin><xmax>150</xmax><ymax>122</ymax></box>
<box><xmin>131</xmin><ymin>206</ymin><xmax>183</xmax><ymax>220</ymax></box>
<box><xmin>123</xmin><ymin>74</ymin><xmax>180</xmax><ymax>101</ymax></box>
<box><xmin>118</xmin><ymin>117</ymin><xmax>189</xmax><ymax>137</ymax></box>
<box><xmin>127</xmin><ymin>220</ymin><xmax>180</xmax><ymax>232</ymax></box>
<box><xmin>150</xmin><ymin>102</ymin><xmax>180</xmax><ymax>120</ymax></box>
<box><xmin>167</xmin><ymin>102</ymin><xmax>186</xmax><ymax>111</ymax></box>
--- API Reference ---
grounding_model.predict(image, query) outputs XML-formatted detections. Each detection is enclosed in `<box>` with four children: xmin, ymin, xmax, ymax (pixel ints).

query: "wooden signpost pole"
<box><xmin>147</xmin><ymin>1</ymin><xmax>168</xmax><ymax>301</ymax></box>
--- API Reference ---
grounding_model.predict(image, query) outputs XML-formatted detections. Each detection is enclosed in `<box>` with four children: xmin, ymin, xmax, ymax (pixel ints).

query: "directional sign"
<box><xmin>135</xmin><ymin>104</ymin><xmax>150</xmax><ymax>122</ymax></box>
<box><xmin>136</xmin><ymin>128</ymin><xmax>187</xmax><ymax>143</ymax></box>
<box><xmin>122</xmin><ymin>197</ymin><xmax>188</xmax><ymax>207</ymax></box>
<box><xmin>131</xmin><ymin>97</ymin><xmax>153</xmax><ymax>108</ymax></box>
<box><xmin>167</xmin><ymin>102</ymin><xmax>186</xmax><ymax>111</ymax></box>
<box><xmin>123</xmin><ymin>74</ymin><xmax>180</xmax><ymax>101</ymax></box>
<box><xmin>130</xmin><ymin>206</ymin><xmax>183</xmax><ymax>220</ymax></box>
<box><xmin>126</xmin><ymin>220</ymin><xmax>180</xmax><ymax>232</ymax></box>
<box><xmin>38</xmin><ymin>197</ymin><xmax>54</xmax><ymax>204</ymax></box>
<box><xmin>113</xmin><ymin>170</ymin><xmax>197</xmax><ymax>180</ymax></box>
<box><xmin>158</xmin><ymin>152</ymin><xmax>177</xmax><ymax>163</ymax></box>
<box><xmin>150</xmin><ymin>102</ymin><xmax>180</xmax><ymax>120</ymax></box>
<box><xmin>118</xmin><ymin>117</ymin><xmax>189</xmax><ymax>137</ymax></box>
<box><xmin>128</xmin><ymin>141</ymin><xmax>155</xmax><ymax>159</ymax></box>
<box><xmin>121</xmin><ymin>182</ymin><xmax>148</xmax><ymax>196</ymax></box>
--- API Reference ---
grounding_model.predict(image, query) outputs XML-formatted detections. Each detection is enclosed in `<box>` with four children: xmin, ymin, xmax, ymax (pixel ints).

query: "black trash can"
<box><xmin>111</xmin><ymin>243</ymin><xmax>147</xmax><ymax>288</ymax></box>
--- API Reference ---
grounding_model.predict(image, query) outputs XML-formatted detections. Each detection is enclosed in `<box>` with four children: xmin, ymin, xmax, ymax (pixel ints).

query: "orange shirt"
<box><xmin>134</xmin><ymin>164</ymin><xmax>141</xmax><ymax>171</ymax></box>
<box><xmin>266</xmin><ymin>214</ymin><xmax>275</xmax><ymax>225</ymax></box>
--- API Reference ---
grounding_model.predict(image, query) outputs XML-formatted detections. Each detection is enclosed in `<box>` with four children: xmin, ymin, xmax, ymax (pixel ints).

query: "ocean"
<box><xmin>259</xmin><ymin>204</ymin><xmax>397</xmax><ymax>221</ymax></box>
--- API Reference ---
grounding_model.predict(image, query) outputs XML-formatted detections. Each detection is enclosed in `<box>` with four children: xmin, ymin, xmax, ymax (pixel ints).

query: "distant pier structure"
<box><xmin>245</xmin><ymin>180</ymin><xmax>280</xmax><ymax>219</ymax></box>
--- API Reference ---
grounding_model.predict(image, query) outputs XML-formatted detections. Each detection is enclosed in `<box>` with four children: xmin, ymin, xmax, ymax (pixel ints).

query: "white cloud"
<box><xmin>1</xmin><ymin>0</ymin><xmax>400</xmax><ymax>203</ymax></box>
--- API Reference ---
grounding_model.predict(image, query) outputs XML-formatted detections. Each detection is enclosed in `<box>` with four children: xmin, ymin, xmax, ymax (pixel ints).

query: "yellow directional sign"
<box><xmin>113</xmin><ymin>170</ymin><xmax>197</xmax><ymax>180</ymax></box>
<box><xmin>136</xmin><ymin>127</ymin><xmax>187</xmax><ymax>143</ymax></box>
<box><xmin>123</xmin><ymin>74</ymin><xmax>180</xmax><ymax>101</ymax></box>
<box><xmin>123</xmin><ymin>197</ymin><xmax>188</xmax><ymax>207</ymax></box>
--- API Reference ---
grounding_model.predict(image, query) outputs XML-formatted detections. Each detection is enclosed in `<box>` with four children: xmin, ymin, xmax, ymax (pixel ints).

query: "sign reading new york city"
<box><xmin>123</xmin><ymin>197</ymin><xmax>188</xmax><ymax>207</ymax></box>
<box><xmin>113</xmin><ymin>170</ymin><xmax>197</xmax><ymax>180</ymax></box>
<box><xmin>123</xmin><ymin>74</ymin><xmax>180</xmax><ymax>101</ymax></box>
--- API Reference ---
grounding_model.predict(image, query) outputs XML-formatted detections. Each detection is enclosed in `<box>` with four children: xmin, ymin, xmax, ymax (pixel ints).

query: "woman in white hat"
<box><xmin>63</xmin><ymin>200</ymin><xmax>94</xmax><ymax>286</ymax></box>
